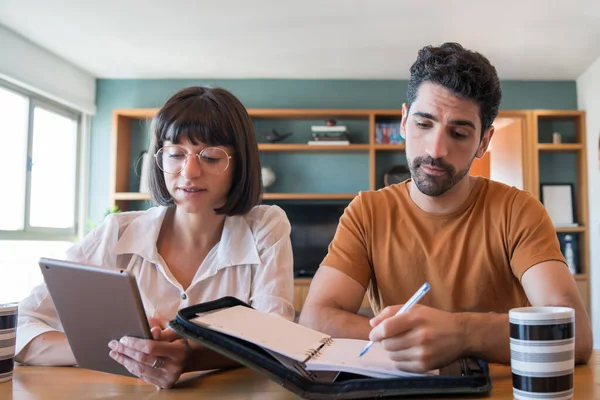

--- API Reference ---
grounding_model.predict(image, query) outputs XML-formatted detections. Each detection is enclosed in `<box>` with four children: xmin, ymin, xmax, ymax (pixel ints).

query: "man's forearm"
<box><xmin>459</xmin><ymin>310</ymin><xmax>592</xmax><ymax>365</ymax></box>
<box><xmin>459</xmin><ymin>312</ymin><xmax>511</xmax><ymax>364</ymax></box>
<box><xmin>298</xmin><ymin>305</ymin><xmax>372</xmax><ymax>339</ymax></box>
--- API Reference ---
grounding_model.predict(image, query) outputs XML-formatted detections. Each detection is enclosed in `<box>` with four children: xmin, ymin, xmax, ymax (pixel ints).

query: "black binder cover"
<box><xmin>169</xmin><ymin>297</ymin><xmax>492</xmax><ymax>399</ymax></box>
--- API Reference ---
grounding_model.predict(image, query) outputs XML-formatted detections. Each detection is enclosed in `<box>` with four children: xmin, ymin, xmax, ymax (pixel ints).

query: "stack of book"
<box><xmin>308</xmin><ymin>125</ymin><xmax>350</xmax><ymax>145</ymax></box>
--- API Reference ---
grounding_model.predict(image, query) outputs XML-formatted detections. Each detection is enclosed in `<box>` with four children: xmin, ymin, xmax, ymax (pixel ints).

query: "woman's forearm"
<box><xmin>16</xmin><ymin>331</ymin><xmax>76</xmax><ymax>366</ymax></box>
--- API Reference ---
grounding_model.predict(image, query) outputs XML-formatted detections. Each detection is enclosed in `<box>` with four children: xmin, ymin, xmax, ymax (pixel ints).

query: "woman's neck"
<box><xmin>160</xmin><ymin>207</ymin><xmax>226</xmax><ymax>250</ymax></box>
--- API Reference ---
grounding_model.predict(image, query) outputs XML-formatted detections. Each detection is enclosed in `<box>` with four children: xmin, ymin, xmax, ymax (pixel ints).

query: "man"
<box><xmin>298</xmin><ymin>42</ymin><xmax>592</xmax><ymax>372</ymax></box>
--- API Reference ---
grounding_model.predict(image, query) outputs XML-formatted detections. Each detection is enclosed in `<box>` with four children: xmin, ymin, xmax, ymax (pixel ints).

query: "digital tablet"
<box><xmin>38</xmin><ymin>257</ymin><xmax>152</xmax><ymax>377</ymax></box>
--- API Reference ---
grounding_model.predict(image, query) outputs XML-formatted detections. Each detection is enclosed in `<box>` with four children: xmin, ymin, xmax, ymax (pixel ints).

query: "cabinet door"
<box><xmin>293</xmin><ymin>279</ymin><xmax>311</xmax><ymax>312</ymax></box>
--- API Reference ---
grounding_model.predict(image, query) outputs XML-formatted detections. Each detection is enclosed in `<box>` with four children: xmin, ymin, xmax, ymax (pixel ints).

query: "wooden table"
<box><xmin>3</xmin><ymin>351</ymin><xmax>598</xmax><ymax>399</ymax></box>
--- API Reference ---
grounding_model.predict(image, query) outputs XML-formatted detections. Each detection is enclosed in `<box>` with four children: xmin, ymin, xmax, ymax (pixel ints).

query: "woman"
<box><xmin>16</xmin><ymin>86</ymin><xmax>295</xmax><ymax>389</ymax></box>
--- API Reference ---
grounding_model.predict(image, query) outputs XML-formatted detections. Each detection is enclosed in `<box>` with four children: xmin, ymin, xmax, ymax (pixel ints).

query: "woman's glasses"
<box><xmin>155</xmin><ymin>145</ymin><xmax>232</xmax><ymax>175</ymax></box>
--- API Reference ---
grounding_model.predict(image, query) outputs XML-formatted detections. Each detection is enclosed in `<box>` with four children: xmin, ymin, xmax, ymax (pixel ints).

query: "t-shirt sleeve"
<box><xmin>508</xmin><ymin>190</ymin><xmax>567</xmax><ymax>280</ymax></box>
<box><xmin>320</xmin><ymin>193</ymin><xmax>372</xmax><ymax>288</ymax></box>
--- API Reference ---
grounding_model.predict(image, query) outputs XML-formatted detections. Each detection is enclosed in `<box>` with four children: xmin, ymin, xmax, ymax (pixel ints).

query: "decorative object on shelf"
<box><xmin>540</xmin><ymin>183</ymin><xmax>577</xmax><ymax>227</ymax></box>
<box><xmin>384</xmin><ymin>165</ymin><xmax>411</xmax><ymax>186</ymax></box>
<box><xmin>261</xmin><ymin>166</ymin><xmax>276</xmax><ymax>190</ymax></box>
<box><xmin>552</xmin><ymin>132</ymin><xmax>562</xmax><ymax>144</ymax></box>
<box><xmin>563</xmin><ymin>234</ymin><xmax>578</xmax><ymax>274</ymax></box>
<box><xmin>265</xmin><ymin>129</ymin><xmax>293</xmax><ymax>143</ymax></box>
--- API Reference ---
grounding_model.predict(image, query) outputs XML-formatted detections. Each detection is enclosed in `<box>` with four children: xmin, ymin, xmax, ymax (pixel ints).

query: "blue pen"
<box><xmin>359</xmin><ymin>282</ymin><xmax>431</xmax><ymax>357</ymax></box>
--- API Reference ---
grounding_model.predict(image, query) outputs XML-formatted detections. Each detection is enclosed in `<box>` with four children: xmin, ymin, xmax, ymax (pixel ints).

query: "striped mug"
<box><xmin>509</xmin><ymin>306</ymin><xmax>575</xmax><ymax>400</ymax></box>
<box><xmin>0</xmin><ymin>303</ymin><xmax>18</xmax><ymax>383</ymax></box>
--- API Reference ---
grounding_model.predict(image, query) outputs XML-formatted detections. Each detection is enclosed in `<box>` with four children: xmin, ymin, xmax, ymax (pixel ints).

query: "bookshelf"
<box><xmin>109</xmin><ymin>108</ymin><xmax>591</xmax><ymax>313</ymax></box>
<box><xmin>110</xmin><ymin>108</ymin><xmax>406</xmax><ymax>212</ymax></box>
<box><xmin>529</xmin><ymin>110</ymin><xmax>590</xmax><ymax>313</ymax></box>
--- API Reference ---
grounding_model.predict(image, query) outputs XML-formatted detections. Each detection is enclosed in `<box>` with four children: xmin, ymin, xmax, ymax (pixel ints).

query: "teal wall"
<box><xmin>90</xmin><ymin>79</ymin><xmax>578</xmax><ymax>223</ymax></box>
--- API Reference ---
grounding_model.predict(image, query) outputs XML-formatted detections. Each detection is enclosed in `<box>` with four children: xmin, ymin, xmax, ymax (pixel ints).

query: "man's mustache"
<box><xmin>413</xmin><ymin>156</ymin><xmax>453</xmax><ymax>171</ymax></box>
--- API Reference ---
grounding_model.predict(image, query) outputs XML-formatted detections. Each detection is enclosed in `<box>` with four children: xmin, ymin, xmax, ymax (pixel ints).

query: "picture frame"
<box><xmin>540</xmin><ymin>183</ymin><xmax>577</xmax><ymax>227</ymax></box>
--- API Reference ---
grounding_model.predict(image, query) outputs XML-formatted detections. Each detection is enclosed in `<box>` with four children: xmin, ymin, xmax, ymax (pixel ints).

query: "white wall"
<box><xmin>0</xmin><ymin>24</ymin><xmax>96</xmax><ymax>114</ymax></box>
<box><xmin>577</xmin><ymin>56</ymin><xmax>600</xmax><ymax>349</ymax></box>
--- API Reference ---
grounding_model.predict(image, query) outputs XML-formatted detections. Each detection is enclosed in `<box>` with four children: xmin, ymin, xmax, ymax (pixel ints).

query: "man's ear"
<box><xmin>400</xmin><ymin>103</ymin><xmax>409</xmax><ymax>140</ymax></box>
<box><xmin>475</xmin><ymin>126</ymin><xmax>495</xmax><ymax>158</ymax></box>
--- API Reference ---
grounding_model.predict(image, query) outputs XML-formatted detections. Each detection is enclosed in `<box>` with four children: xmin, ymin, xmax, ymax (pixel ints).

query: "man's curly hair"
<box><xmin>407</xmin><ymin>42</ymin><xmax>502</xmax><ymax>137</ymax></box>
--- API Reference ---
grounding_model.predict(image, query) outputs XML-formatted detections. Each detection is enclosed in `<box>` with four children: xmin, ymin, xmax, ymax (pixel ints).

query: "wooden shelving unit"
<box><xmin>110</xmin><ymin>108</ymin><xmax>592</xmax><ymax>314</ymax></box>
<box><xmin>110</xmin><ymin>108</ymin><xmax>406</xmax><ymax>211</ymax></box>
<box><xmin>529</xmin><ymin>110</ymin><xmax>590</xmax><ymax>312</ymax></box>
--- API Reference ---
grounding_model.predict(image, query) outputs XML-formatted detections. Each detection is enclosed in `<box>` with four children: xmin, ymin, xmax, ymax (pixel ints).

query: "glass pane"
<box><xmin>29</xmin><ymin>107</ymin><xmax>78</xmax><ymax>229</ymax></box>
<box><xmin>0</xmin><ymin>87</ymin><xmax>28</xmax><ymax>231</ymax></box>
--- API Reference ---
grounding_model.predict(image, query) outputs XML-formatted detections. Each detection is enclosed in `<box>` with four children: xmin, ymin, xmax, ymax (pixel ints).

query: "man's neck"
<box><xmin>408</xmin><ymin>176</ymin><xmax>476</xmax><ymax>214</ymax></box>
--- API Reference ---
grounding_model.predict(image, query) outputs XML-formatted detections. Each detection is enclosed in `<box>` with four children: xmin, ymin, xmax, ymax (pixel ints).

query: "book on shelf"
<box><xmin>307</xmin><ymin>140</ymin><xmax>350</xmax><ymax>145</ymax></box>
<box><xmin>308</xmin><ymin>132</ymin><xmax>350</xmax><ymax>145</ymax></box>
<box><xmin>375</xmin><ymin>122</ymin><xmax>403</xmax><ymax>144</ymax></box>
<box><xmin>311</xmin><ymin>125</ymin><xmax>348</xmax><ymax>133</ymax></box>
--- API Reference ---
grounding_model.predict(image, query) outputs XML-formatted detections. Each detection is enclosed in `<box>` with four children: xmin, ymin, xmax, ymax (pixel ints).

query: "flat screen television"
<box><xmin>270</xmin><ymin>202</ymin><xmax>349</xmax><ymax>278</ymax></box>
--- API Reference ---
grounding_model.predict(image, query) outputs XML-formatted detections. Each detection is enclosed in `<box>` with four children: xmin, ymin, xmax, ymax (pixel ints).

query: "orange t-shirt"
<box><xmin>321</xmin><ymin>177</ymin><xmax>566</xmax><ymax>315</ymax></box>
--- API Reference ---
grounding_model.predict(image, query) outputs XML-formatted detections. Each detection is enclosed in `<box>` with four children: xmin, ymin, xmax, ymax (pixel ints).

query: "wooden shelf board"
<box><xmin>574</xmin><ymin>274</ymin><xmax>588</xmax><ymax>281</ymax></box>
<box><xmin>247</xmin><ymin>109</ymin><xmax>402</xmax><ymax>120</ymax></box>
<box><xmin>537</xmin><ymin>143</ymin><xmax>583</xmax><ymax>151</ymax></box>
<box><xmin>374</xmin><ymin>144</ymin><xmax>406</xmax><ymax>151</ymax></box>
<box><xmin>534</xmin><ymin>110</ymin><xmax>585</xmax><ymax>119</ymax></box>
<box><xmin>262</xmin><ymin>193</ymin><xmax>356</xmax><ymax>200</ymax></box>
<box><xmin>113</xmin><ymin>192</ymin><xmax>152</xmax><ymax>201</ymax></box>
<box><xmin>555</xmin><ymin>226</ymin><xmax>586</xmax><ymax>233</ymax></box>
<box><xmin>258</xmin><ymin>144</ymin><xmax>369</xmax><ymax>151</ymax></box>
<box><xmin>113</xmin><ymin>108</ymin><xmax>403</xmax><ymax>120</ymax></box>
<box><xmin>114</xmin><ymin>109</ymin><xmax>158</xmax><ymax>119</ymax></box>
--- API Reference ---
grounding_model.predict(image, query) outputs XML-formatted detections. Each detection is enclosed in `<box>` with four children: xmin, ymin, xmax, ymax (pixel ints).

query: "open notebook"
<box><xmin>190</xmin><ymin>305</ymin><xmax>438</xmax><ymax>379</ymax></box>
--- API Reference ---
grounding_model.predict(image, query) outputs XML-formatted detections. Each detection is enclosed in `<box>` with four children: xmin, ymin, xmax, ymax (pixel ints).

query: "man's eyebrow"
<box><xmin>412</xmin><ymin>111</ymin><xmax>476</xmax><ymax>130</ymax></box>
<box><xmin>413</xmin><ymin>111</ymin><xmax>437</xmax><ymax>121</ymax></box>
<box><xmin>448</xmin><ymin>119</ymin><xmax>476</xmax><ymax>130</ymax></box>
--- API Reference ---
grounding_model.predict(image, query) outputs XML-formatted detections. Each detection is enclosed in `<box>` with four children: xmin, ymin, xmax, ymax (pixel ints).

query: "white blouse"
<box><xmin>16</xmin><ymin>204</ymin><xmax>295</xmax><ymax>364</ymax></box>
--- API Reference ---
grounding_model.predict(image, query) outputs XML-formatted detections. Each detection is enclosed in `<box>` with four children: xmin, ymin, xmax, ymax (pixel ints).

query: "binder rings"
<box><xmin>169</xmin><ymin>297</ymin><xmax>492</xmax><ymax>399</ymax></box>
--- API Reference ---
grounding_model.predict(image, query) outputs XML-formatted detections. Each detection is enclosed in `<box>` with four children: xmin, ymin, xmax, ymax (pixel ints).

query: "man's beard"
<box><xmin>407</xmin><ymin>155</ymin><xmax>472</xmax><ymax>197</ymax></box>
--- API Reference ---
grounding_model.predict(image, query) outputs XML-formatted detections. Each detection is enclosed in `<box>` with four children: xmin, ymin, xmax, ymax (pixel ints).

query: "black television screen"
<box><xmin>274</xmin><ymin>202</ymin><xmax>348</xmax><ymax>278</ymax></box>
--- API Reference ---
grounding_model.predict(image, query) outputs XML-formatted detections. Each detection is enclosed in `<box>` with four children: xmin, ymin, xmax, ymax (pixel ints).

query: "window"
<box><xmin>0</xmin><ymin>82</ymin><xmax>81</xmax><ymax>240</ymax></box>
<box><xmin>0</xmin><ymin>81</ymin><xmax>83</xmax><ymax>303</ymax></box>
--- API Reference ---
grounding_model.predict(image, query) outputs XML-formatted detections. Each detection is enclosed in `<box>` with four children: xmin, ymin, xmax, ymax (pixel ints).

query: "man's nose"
<box><xmin>425</xmin><ymin>129</ymin><xmax>449</xmax><ymax>160</ymax></box>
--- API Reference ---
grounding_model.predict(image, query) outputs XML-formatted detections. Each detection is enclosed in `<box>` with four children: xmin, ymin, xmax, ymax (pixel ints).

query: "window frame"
<box><xmin>0</xmin><ymin>79</ymin><xmax>82</xmax><ymax>241</ymax></box>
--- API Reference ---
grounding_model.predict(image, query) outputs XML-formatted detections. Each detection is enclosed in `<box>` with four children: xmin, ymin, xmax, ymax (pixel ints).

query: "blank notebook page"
<box><xmin>306</xmin><ymin>338</ymin><xmax>438</xmax><ymax>377</ymax></box>
<box><xmin>190</xmin><ymin>305</ymin><xmax>330</xmax><ymax>362</ymax></box>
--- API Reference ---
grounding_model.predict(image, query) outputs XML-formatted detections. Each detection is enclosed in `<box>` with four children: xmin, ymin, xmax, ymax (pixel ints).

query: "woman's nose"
<box><xmin>180</xmin><ymin>154</ymin><xmax>203</xmax><ymax>179</ymax></box>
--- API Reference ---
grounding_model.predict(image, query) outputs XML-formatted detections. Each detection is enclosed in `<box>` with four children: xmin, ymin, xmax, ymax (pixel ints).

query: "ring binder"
<box><xmin>302</xmin><ymin>337</ymin><xmax>334</xmax><ymax>363</ymax></box>
<box><xmin>169</xmin><ymin>296</ymin><xmax>492</xmax><ymax>400</ymax></box>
